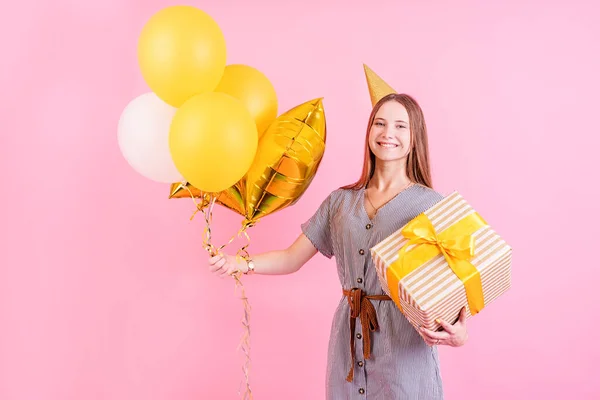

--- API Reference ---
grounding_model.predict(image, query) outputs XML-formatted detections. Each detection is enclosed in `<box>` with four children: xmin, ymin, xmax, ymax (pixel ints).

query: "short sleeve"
<box><xmin>301</xmin><ymin>192</ymin><xmax>334</xmax><ymax>259</ymax></box>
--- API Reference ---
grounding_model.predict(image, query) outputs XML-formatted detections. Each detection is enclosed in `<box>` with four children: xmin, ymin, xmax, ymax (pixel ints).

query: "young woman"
<box><xmin>208</xmin><ymin>93</ymin><xmax>468</xmax><ymax>399</ymax></box>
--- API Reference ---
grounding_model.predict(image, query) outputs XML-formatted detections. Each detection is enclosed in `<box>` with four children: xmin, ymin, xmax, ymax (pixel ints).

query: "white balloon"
<box><xmin>117</xmin><ymin>92</ymin><xmax>183</xmax><ymax>183</ymax></box>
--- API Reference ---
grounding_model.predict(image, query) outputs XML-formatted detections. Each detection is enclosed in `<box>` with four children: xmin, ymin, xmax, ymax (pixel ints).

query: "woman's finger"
<box><xmin>458</xmin><ymin>307</ymin><xmax>468</xmax><ymax>323</ymax></box>
<box><xmin>219</xmin><ymin>264</ymin><xmax>233</xmax><ymax>277</ymax></box>
<box><xmin>423</xmin><ymin>337</ymin><xmax>444</xmax><ymax>347</ymax></box>
<box><xmin>208</xmin><ymin>257</ymin><xmax>227</xmax><ymax>273</ymax></box>
<box><xmin>436</xmin><ymin>318</ymin><xmax>456</xmax><ymax>334</ymax></box>
<box><xmin>208</xmin><ymin>261</ymin><xmax>222</xmax><ymax>273</ymax></box>
<box><xmin>208</xmin><ymin>254</ymin><xmax>222</xmax><ymax>265</ymax></box>
<box><xmin>420</xmin><ymin>327</ymin><xmax>449</xmax><ymax>341</ymax></box>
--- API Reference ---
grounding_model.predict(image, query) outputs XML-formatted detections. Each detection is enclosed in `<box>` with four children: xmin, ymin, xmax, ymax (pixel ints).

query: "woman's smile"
<box><xmin>377</xmin><ymin>141</ymin><xmax>399</xmax><ymax>149</ymax></box>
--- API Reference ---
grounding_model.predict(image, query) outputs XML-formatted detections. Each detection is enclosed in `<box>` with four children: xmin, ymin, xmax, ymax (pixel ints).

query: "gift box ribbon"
<box><xmin>387</xmin><ymin>211</ymin><xmax>487</xmax><ymax>316</ymax></box>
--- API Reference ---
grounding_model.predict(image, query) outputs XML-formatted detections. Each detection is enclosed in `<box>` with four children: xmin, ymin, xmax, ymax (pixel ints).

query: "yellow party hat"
<box><xmin>363</xmin><ymin>64</ymin><xmax>396</xmax><ymax>106</ymax></box>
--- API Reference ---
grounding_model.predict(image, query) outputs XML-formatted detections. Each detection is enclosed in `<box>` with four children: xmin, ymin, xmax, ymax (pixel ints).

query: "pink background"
<box><xmin>1</xmin><ymin>0</ymin><xmax>599</xmax><ymax>399</ymax></box>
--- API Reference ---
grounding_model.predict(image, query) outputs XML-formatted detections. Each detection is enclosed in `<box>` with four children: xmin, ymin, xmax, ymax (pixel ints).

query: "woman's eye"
<box><xmin>375</xmin><ymin>122</ymin><xmax>384</xmax><ymax>126</ymax></box>
<box><xmin>396</xmin><ymin>125</ymin><xmax>406</xmax><ymax>129</ymax></box>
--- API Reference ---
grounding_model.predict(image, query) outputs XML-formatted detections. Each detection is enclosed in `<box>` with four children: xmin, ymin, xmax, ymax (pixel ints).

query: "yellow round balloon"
<box><xmin>214</xmin><ymin>64</ymin><xmax>278</xmax><ymax>137</ymax></box>
<box><xmin>137</xmin><ymin>6</ymin><xmax>227</xmax><ymax>107</ymax></box>
<box><xmin>169</xmin><ymin>92</ymin><xmax>258</xmax><ymax>193</ymax></box>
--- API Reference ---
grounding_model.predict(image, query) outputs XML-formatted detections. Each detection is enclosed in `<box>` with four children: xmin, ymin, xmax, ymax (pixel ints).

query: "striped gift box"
<box><xmin>371</xmin><ymin>191</ymin><xmax>512</xmax><ymax>332</ymax></box>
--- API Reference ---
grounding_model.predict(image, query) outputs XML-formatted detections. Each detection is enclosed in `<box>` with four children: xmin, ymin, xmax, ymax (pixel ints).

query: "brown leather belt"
<box><xmin>342</xmin><ymin>288</ymin><xmax>392</xmax><ymax>382</ymax></box>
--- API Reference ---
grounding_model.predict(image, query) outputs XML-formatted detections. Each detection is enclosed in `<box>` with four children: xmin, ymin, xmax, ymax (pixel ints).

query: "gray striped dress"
<box><xmin>301</xmin><ymin>184</ymin><xmax>445</xmax><ymax>399</ymax></box>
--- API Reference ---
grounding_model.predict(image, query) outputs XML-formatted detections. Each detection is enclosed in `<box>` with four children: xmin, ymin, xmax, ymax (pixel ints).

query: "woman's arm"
<box><xmin>208</xmin><ymin>233</ymin><xmax>319</xmax><ymax>277</ymax></box>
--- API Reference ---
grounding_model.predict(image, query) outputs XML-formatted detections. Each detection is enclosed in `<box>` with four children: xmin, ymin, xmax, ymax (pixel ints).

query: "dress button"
<box><xmin>359</xmin><ymin>388</ymin><xmax>365</xmax><ymax>395</ymax></box>
<box><xmin>366</xmin><ymin>224</ymin><xmax>372</xmax><ymax>230</ymax></box>
<box><xmin>356</xmin><ymin>333</ymin><xmax>362</xmax><ymax>339</ymax></box>
<box><xmin>358</xmin><ymin>361</ymin><xmax>364</xmax><ymax>367</ymax></box>
<box><xmin>357</xmin><ymin>277</ymin><xmax>363</xmax><ymax>284</ymax></box>
<box><xmin>359</xmin><ymin>249</ymin><xmax>365</xmax><ymax>255</ymax></box>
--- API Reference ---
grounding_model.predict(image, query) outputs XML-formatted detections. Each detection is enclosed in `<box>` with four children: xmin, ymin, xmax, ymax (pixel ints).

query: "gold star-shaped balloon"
<box><xmin>169</xmin><ymin>181</ymin><xmax>201</xmax><ymax>199</ymax></box>
<box><xmin>244</xmin><ymin>98</ymin><xmax>326</xmax><ymax>224</ymax></box>
<box><xmin>169</xmin><ymin>181</ymin><xmax>246</xmax><ymax>216</ymax></box>
<box><xmin>363</xmin><ymin>64</ymin><xmax>396</xmax><ymax>106</ymax></box>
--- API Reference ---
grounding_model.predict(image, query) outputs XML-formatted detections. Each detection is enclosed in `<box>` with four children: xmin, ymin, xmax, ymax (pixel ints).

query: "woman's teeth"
<box><xmin>379</xmin><ymin>142</ymin><xmax>398</xmax><ymax>148</ymax></box>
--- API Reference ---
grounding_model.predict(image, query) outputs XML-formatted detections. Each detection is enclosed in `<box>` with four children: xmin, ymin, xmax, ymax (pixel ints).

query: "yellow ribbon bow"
<box><xmin>388</xmin><ymin>212</ymin><xmax>487</xmax><ymax>316</ymax></box>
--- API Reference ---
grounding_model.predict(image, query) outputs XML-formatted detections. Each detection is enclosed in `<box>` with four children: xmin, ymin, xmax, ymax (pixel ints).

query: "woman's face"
<box><xmin>368</xmin><ymin>100</ymin><xmax>411</xmax><ymax>163</ymax></box>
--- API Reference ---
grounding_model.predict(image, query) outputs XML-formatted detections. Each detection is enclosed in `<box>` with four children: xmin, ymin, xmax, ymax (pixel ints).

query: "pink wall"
<box><xmin>1</xmin><ymin>0</ymin><xmax>599</xmax><ymax>399</ymax></box>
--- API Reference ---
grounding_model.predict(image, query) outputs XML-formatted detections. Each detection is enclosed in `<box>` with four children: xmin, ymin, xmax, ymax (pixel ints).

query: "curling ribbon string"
<box><xmin>181</xmin><ymin>183</ymin><xmax>254</xmax><ymax>399</ymax></box>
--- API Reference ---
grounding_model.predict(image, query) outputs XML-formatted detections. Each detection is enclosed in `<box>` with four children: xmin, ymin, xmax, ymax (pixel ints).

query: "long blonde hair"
<box><xmin>342</xmin><ymin>93</ymin><xmax>433</xmax><ymax>190</ymax></box>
